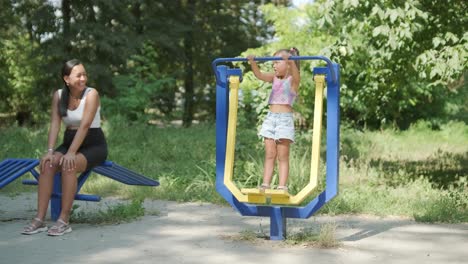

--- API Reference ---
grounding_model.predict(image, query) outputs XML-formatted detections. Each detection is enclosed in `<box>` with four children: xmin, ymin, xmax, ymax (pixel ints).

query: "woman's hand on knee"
<box><xmin>40</xmin><ymin>153</ymin><xmax>55</xmax><ymax>172</ymax></box>
<box><xmin>60</xmin><ymin>152</ymin><xmax>76</xmax><ymax>171</ymax></box>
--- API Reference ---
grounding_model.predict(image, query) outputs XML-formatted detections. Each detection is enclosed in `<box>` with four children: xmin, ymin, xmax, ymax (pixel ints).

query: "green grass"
<box><xmin>286</xmin><ymin>222</ymin><xmax>340</xmax><ymax>248</ymax></box>
<box><xmin>70</xmin><ymin>198</ymin><xmax>147</xmax><ymax>224</ymax></box>
<box><xmin>0</xmin><ymin>118</ymin><xmax>467</xmax><ymax>223</ymax></box>
<box><xmin>230</xmin><ymin>223</ymin><xmax>340</xmax><ymax>248</ymax></box>
<box><xmin>320</xmin><ymin>177</ymin><xmax>468</xmax><ymax>223</ymax></box>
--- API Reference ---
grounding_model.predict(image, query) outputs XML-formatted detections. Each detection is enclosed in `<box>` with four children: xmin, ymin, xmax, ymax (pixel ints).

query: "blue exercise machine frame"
<box><xmin>212</xmin><ymin>56</ymin><xmax>340</xmax><ymax>240</ymax></box>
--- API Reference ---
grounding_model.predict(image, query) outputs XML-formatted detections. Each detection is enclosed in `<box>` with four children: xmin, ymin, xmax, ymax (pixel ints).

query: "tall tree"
<box><xmin>0</xmin><ymin>0</ymin><xmax>56</xmax><ymax>125</ymax></box>
<box><xmin>1</xmin><ymin>0</ymin><xmax>284</xmax><ymax>126</ymax></box>
<box><xmin>173</xmin><ymin>0</ymin><xmax>281</xmax><ymax>126</ymax></box>
<box><xmin>182</xmin><ymin>0</ymin><xmax>196</xmax><ymax>127</ymax></box>
<box><xmin>317</xmin><ymin>0</ymin><xmax>467</xmax><ymax>128</ymax></box>
<box><xmin>0</xmin><ymin>0</ymin><xmax>18</xmax><ymax>113</ymax></box>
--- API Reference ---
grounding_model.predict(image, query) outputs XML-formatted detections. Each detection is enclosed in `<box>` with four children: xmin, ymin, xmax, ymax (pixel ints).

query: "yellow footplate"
<box><xmin>240</xmin><ymin>188</ymin><xmax>291</xmax><ymax>204</ymax></box>
<box><xmin>240</xmin><ymin>188</ymin><xmax>267</xmax><ymax>204</ymax></box>
<box><xmin>265</xmin><ymin>189</ymin><xmax>290</xmax><ymax>204</ymax></box>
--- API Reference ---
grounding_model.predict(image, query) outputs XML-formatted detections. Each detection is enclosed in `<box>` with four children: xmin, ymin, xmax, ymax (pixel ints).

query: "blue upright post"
<box><xmin>51</xmin><ymin>173</ymin><xmax>62</xmax><ymax>221</ymax></box>
<box><xmin>215</xmin><ymin>65</ymin><xmax>229</xmax><ymax>195</ymax></box>
<box><xmin>325</xmin><ymin>63</ymin><xmax>340</xmax><ymax>200</ymax></box>
<box><xmin>270</xmin><ymin>206</ymin><xmax>286</xmax><ymax>240</ymax></box>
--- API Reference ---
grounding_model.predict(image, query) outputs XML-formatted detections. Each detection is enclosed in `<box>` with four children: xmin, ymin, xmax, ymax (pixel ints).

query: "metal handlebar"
<box><xmin>212</xmin><ymin>56</ymin><xmax>337</xmax><ymax>84</ymax></box>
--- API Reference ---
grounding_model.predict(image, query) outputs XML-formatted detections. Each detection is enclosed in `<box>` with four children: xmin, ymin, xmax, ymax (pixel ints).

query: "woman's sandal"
<box><xmin>21</xmin><ymin>217</ymin><xmax>48</xmax><ymax>235</ymax></box>
<box><xmin>47</xmin><ymin>219</ymin><xmax>72</xmax><ymax>236</ymax></box>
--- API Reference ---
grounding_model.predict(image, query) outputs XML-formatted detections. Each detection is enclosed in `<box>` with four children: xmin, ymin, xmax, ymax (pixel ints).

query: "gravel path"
<box><xmin>1</xmin><ymin>193</ymin><xmax>467</xmax><ymax>264</ymax></box>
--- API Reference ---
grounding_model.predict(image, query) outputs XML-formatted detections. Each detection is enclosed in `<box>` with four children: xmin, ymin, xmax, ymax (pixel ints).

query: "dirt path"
<box><xmin>1</xmin><ymin>193</ymin><xmax>467</xmax><ymax>264</ymax></box>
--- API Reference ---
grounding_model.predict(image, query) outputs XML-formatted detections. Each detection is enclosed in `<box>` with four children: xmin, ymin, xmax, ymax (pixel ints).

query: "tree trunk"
<box><xmin>62</xmin><ymin>0</ymin><xmax>72</xmax><ymax>56</ymax></box>
<box><xmin>132</xmin><ymin>3</ymin><xmax>143</xmax><ymax>35</ymax></box>
<box><xmin>182</xmin><ymin>0</ymin><xmax>195</xmax><ymax>127</ymax></box>
<box><xmin>16</xmin><ymin>111</ymin><xmax>32</xmax><ymax>126</ymax></box>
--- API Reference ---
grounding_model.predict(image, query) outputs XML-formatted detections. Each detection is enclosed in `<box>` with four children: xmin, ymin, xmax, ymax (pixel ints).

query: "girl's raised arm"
<box><xmin>289</xmin><ymin>59</ymin><xmax>300</xmax><ymax>92</ymax></box>
<box><xmin>282</xmin><ymin>55</ymin><xmax>301</xmax><ymax>93</ymax></box>
<box><xmin>247</xmin><ymin>55</ymin><xmax>274</xmax><ymax>83</ymax></box>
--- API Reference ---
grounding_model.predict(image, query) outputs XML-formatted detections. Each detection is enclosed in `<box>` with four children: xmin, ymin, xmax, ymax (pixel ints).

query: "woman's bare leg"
<box><xmin>59</xmin><ymin>153</ymin><xmax>87</xmax><ymax>222</ymax></box>
<box><xmin>36</xmin><ymin>153</ymin><xmax>62</xmax><ymax>220</ymax></box>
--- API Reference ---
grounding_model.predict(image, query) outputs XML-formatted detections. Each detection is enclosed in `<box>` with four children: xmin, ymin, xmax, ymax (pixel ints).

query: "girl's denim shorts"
<box><xmin>259</xmin><ymin>111</ymin><xmax>295</xmax><ymax>142</ymax></box>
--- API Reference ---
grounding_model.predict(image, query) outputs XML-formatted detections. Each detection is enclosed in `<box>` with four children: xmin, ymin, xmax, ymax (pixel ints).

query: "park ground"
<box><xmin>1</xmin><ymin>193</ymin><xmax>467</xmax><ymax>264</ymax></box>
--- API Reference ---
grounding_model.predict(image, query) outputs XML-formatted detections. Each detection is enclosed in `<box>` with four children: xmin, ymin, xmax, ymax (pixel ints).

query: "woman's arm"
<box><xmin>47</xmin><ymin>91</ymin><xmax>62</xmax><ymax>150</ymax></box>
<box><xmin>41</xmin><ymin>91</ymin><xmax>62</xmax><ymax>171</ymax></box>
<box><xmin>60</xmin><ymin>89</ymin><xmax>100</xmax><ymax>170</ymax></box>
<box><xmin>247</xmin><ymin>55</ymin><xmax>274</xmax><ymax>83</ymax></box>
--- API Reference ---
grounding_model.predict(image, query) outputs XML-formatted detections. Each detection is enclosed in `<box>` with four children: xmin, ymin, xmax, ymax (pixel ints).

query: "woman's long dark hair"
<box><xmin>59</xmin><ymin>59</ymin><xmax>82</xmax><ymax>117</ymax></box>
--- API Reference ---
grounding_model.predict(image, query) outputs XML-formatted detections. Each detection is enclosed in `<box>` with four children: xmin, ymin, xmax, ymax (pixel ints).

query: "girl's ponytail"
<box><xmin>289</xmin><ymin>47</ymin><xmax>300</xmax><ymax>71</ymax></box>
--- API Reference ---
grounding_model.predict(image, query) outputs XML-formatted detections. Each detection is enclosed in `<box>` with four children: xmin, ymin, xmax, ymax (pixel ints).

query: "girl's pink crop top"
<box><xmin>268</xmin><ymin>76</ymin><xmax>297</xmax><ymax>106</ymax></box>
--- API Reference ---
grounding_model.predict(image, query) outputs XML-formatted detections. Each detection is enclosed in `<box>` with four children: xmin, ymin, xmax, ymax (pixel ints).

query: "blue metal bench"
<box><xmin>0</xmin><ymin>158</ymin><xmax>159</xmax><ymax>220</ymax></box>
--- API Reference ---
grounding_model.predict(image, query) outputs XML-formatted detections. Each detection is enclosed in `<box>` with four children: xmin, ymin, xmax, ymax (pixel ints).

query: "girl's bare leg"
<box><xmin>277</xmin><ymin>140</ymin><xmax>291</xmax><ymax>187</ymax></box>
<box><xmin>262</xmin><ymin>138</ymin><xmax>277</xmax><ymax>186</ymax></box>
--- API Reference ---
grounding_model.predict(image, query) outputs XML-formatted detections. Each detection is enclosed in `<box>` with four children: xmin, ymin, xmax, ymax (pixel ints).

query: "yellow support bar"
<box><xmin>310</xmin><ymin>74</ymin><xmax>325</xmax><ymax>187</ymax></box>
<box><xmin>224</xmin><ymin>76</ymin><xmax>250</xmax><ymax>203</ymax></box>
<box><xmin>224</xmin><ymin>74</ymin><xmax>326</xmax><ymax>205</ymax></box>
<box><xmin>288</xmin><ymin>74</ymin><xmax>325</xmax><ymax>205</ymax></box>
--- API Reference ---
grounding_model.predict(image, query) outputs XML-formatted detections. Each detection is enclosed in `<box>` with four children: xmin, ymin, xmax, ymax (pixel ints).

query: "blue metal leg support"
<box><xmin>50</xmin><ymin>170</ymin><xmax>100</xmax><ymax>221</ymax></box>
<box><xmin>270</xmin><ymin>207</ymin><xmax>287</xmax><ymax>240</ymax></box>
<box><xmin>51</xmin><ymin>173</ymin><xmax>62</xmax><ymax>221</ymax></box>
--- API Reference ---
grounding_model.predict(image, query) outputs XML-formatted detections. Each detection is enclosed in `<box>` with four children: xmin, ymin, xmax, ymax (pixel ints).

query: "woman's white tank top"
<box><xmin>58</xmin><ymin>87</ymin><xmax>101</xmax><ymax>128</ymax></box>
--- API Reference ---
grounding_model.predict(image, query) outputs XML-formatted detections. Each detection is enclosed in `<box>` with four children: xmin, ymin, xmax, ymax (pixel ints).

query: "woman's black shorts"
<box><xmin>56</xmin><ymin>128</ymin><xmax>108</xmax><ymax>171</ymax></box>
